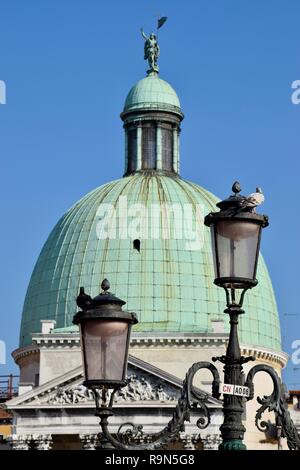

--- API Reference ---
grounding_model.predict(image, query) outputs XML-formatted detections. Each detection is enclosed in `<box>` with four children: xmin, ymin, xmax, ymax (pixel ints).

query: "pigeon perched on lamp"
<box><xmin>76</xmin><ymin>287</ymin><xmax>92</xmax><ymax>311</ymax></box>
<box><xmin>241</xmin><ymin>187</ymin><xmax>265</xmax><ymax>212</ymax></box>
<box><xmin>214</xmin><ymin>182</ymin><xmax>265</xmax><ymax>217</ymax></box>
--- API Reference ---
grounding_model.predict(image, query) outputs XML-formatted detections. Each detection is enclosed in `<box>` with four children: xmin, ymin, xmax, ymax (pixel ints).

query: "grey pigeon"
<box><xmin>76</xmin><ymin>287</ymin><xmax>92</xmax><ymax>310</ymax></box>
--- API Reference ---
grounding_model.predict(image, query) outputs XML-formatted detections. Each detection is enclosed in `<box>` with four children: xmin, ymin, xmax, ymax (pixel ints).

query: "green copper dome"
<box><xmin>123</xmin><ymin>74</ymin><xmax>182</xmax><ymax>116</ymax></box>
<box><xmin>20</xmin><ymin>172</ymin><xmax>281</xmax><ymax>351</ymax></box>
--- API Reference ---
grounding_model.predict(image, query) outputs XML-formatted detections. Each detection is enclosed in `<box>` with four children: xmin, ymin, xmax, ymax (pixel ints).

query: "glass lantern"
<box><xmin>73</xmin><ymin>282</ymin><xmax>138</xmax><ymax>389</ymax></box>
<box><xmin>205</xmin><ymin>185</ymin><xmax>269</xmax><ymax>290</ymax></box>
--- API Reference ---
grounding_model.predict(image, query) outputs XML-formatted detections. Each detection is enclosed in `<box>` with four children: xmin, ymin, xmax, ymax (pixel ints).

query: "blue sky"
<box><xmin>1</xmin><ymin>0</ymin><xmax>300</xmax><ymax>389</ymax></box>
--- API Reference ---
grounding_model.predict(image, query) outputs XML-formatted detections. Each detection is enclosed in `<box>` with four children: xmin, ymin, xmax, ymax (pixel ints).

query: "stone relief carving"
<box><xmin>47</xmin><ymin>384</ymin><xmax>95</xmax><ymax>404</ymax></box>
<box><xmin>9</xmin><ymin>434</ymin><xmax>53</xmax><ymax>450</ymax></box>
<box><xmin>45</xmin><ymin>370</ymin><xmax>178</xmax><ymax>405</ymax></box>
<box><xmin>79</xmin><ymin>433</ymin><xmax>99</xmax><ymax>450</ymax></box>
<box><xmin>116</xmin><ymin>374</ymin><xmax>177</xmax><ymax>402</ymax></box>
<box><xmin>201</xmin><ymin>433</ymin><xmax>222</xmax><ymax>450</ymax></box>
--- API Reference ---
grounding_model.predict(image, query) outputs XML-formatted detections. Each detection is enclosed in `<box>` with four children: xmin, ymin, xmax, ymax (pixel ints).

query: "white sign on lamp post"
<box><xmin>220</xmin><ymin>383</ymin><xmax>250</xmax><ymax>398</ymax></box>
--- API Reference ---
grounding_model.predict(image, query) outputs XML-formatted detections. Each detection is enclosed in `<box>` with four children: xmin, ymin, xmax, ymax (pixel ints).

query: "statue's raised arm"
<box><xmin>140</xmin><ymin>28</ymin><xmax>148</xmax><ymax>41</ymax></box>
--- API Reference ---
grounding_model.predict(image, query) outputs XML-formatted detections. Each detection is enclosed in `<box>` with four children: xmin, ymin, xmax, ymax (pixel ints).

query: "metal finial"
<box><xmin>101</xmin><ymin>279</ymin><xmax>110</xmax><ymax>292</ymax></box>
<box><xmin>232</xmin><ymin>181</ymin><xmax>242</xmax><ymax>195</ymax></box>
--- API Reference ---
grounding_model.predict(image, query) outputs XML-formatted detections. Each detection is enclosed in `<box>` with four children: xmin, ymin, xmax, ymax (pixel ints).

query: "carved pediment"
<box><xmin>6</xmin><ymin>355</ymin><xmax>221</xmax><ymax>410</ymax></box>
<box><xmin>45</xmin><ymin>367</ymin><xmax>179</xmax><ymax>406</ymax></box>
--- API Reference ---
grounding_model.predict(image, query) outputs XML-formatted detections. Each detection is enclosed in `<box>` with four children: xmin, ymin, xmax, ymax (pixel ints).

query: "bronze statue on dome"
<box><xmin>140</xmin><ymin>28</ymin><xmax>160</xmax><ymax>75</ymax></box>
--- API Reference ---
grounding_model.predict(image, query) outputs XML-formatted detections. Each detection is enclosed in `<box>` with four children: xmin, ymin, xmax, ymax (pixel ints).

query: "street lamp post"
<box><xmin>204</xmin><ymin>181</ymin><xmax>269</xmax><ymax>450</ymax></box>
<box><xmin>74</xmin><ymin>183</ymin><xmax>300</xmax><ymax>451</ymax></box>
<box><xmin>73</xmin><ymin>280</ymin><xmax>138</xmax><ymax>449</ymax></box>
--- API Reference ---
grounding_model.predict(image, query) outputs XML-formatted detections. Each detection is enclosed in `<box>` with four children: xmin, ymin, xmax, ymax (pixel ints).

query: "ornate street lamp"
<box><xmin>74</xmin><ymin>184</ymin><xmax>300</xmax><ymax>451</ymax></box>
<box><xmin>73</xmin><ymin>279</ymin><xmax>138</xmax><ymax>391</ymax></box>
<box><xmin>205</xmin><ymin>183</ymin><xmax>298</xmax><ymax>451</ymax></box>
<box><xmin>204</xmin><ymin>182</ymin><xmax>268</xmax><ymax>450</ymax></box>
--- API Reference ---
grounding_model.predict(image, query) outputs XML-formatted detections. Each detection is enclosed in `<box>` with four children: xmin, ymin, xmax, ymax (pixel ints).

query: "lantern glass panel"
<box><xmin>212</xmin><ymin>219</ymin><xmax>261</xmax><ymax>285</ymax></box>
<box><xmin>80</xmin><ymin>319</ymin><xmax>130</xmax><ymax>383</ymax></box>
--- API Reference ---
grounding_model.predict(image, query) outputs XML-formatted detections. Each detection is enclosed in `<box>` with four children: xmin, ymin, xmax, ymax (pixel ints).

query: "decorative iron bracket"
<box><xmin>245</xmin><ymin>364</ymin><xmax>300</xmax><ymax>450</ymax></box>
<box><xmin>96</xmin><ymin>361</ymin><xmax>221</xmax><ymax>450</ymax></box>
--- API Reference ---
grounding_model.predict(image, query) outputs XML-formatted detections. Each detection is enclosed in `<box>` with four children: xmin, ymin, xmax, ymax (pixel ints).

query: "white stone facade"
<box><xmin>5</xmin><ymin>325</ymin><xmax>289</xmax><ymax>450</ymax></box>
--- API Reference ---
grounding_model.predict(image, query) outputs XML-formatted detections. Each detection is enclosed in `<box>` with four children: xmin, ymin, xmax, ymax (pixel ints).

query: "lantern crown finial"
<box><xmin>101</xmin><ymin>278</ymin><xmax>110</xmax><ymax>293</ymax></box>
<box><xmin>75</xmin><ymin>282</ymin><xmax>127</xmax><ymax>313</ymax></box>
<box><xmin>208</xmin><ymin>183</ymin><xmax>267</xmax><ymax>219</ymax></box>
<box><xmin>232</xmin><ymin>181</ymin><xmax>242</xmax><ymax>195</ymax></box>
